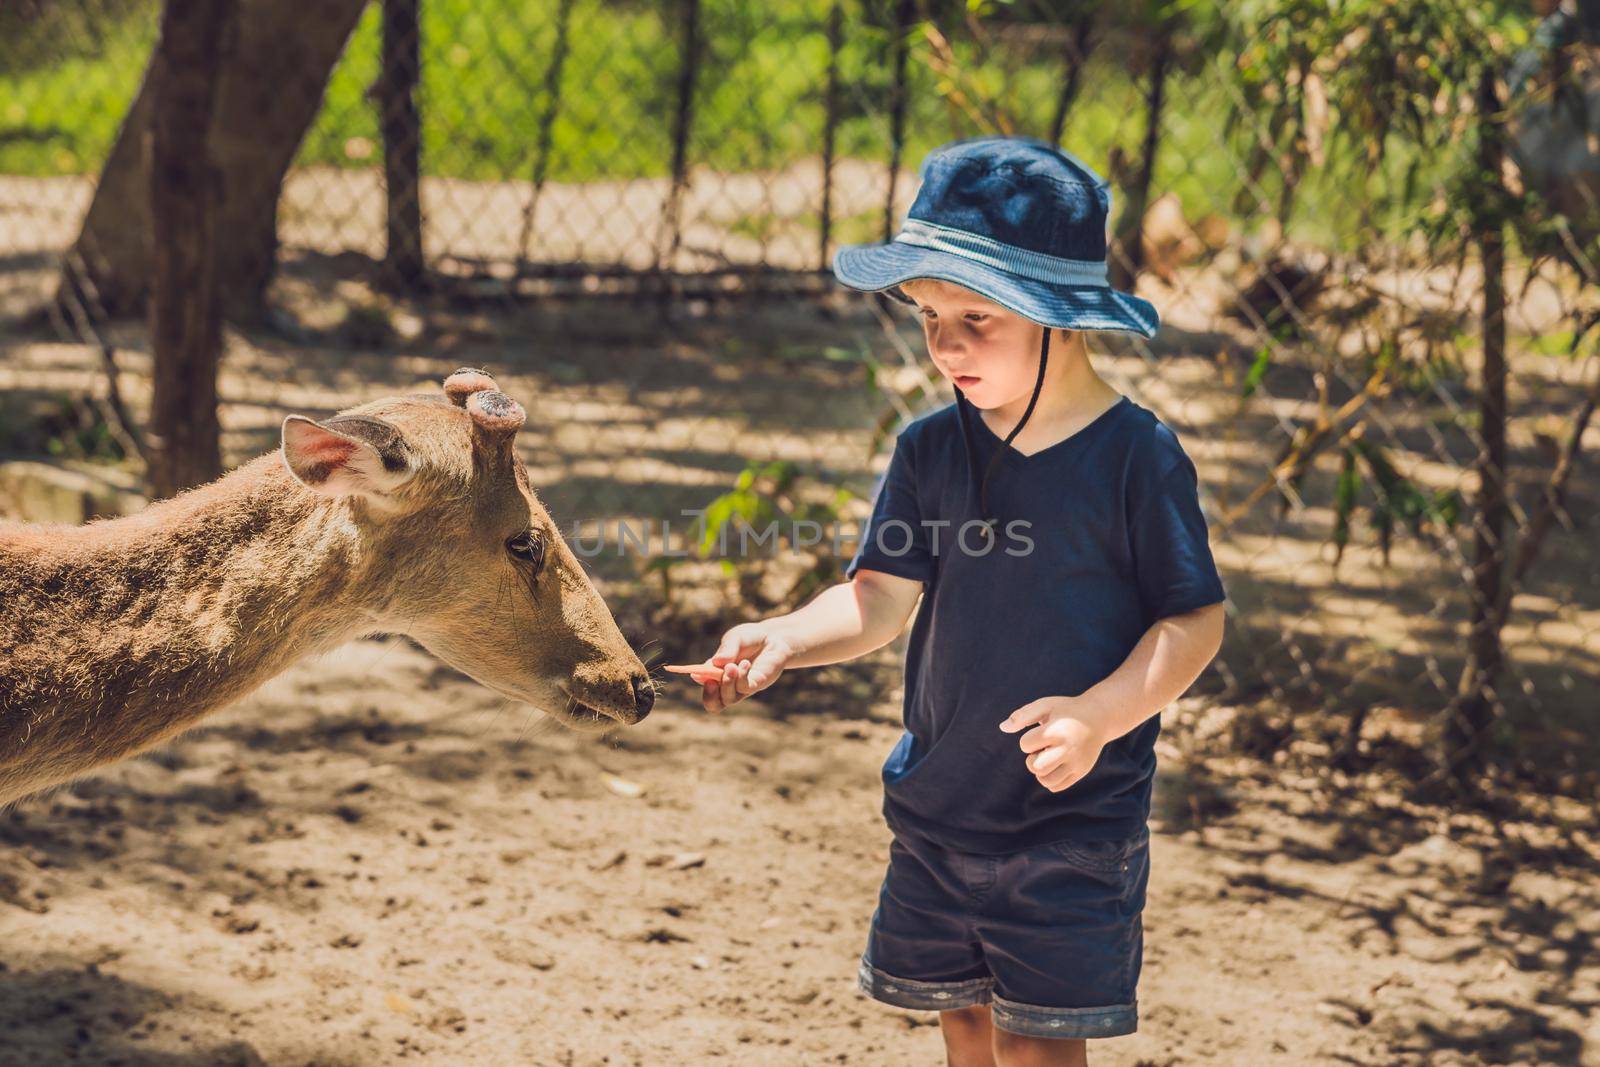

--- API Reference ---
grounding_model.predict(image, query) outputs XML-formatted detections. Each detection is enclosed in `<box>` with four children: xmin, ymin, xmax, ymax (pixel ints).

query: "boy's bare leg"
<box><xmin>939</xmin><ymin>1004</ymin><xmax>998</xmax><ymax>1067</ymax></box>
<box><xmin>992</xmin><ymin>1029</ymin><xmax>1089</xmax><ymax>1067</ymax></box>
<box><xmin>941</xmin><ymin>1006</ymin><xmax>1092</xmax><ymax>1067</ymax></box>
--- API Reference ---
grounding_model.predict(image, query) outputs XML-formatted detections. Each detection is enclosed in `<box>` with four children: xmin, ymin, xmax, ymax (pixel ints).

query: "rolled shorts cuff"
<box><xmin>990</xmin><ymin>992</ymin><xmax>1138</xmax><ymax>1039</ymax></box>
<box><xmin>857</xmin><ymin>957</ymin><xmax>993</xmax><ymax>1011</ymax></box>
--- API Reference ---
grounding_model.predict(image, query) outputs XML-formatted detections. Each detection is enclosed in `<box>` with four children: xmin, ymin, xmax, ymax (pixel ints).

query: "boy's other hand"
<box><xmin>664</xmin><ymin>623</ymin><xmax>793</xmax><ymax>714</ymax></box>
<box><xmin>999</xmin><ymin>697</ymin><xmax>1108</xmax><ymax>793</ymax></box>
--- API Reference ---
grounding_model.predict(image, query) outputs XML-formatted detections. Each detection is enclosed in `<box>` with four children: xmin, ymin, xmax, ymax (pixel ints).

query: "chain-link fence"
<box><xmin>2</xmin><ymin>0</ymin><xmax>1598</xmax><ymax>796</ymax></box>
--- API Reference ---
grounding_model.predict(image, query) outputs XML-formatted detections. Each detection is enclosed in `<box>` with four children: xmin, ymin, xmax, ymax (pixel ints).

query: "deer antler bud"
<box><xmin>466</xmin><ymin>390</ymin><xmax>526</xmax><ymax>438</ymax></box>
<box><xmin>443</xmin><ymin>367</ymin><xmax>499</xmax><ymax>408</ymax></box>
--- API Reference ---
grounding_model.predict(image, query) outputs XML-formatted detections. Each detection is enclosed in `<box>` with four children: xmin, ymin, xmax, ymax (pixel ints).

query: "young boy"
<box><xmin>669</xmin><ymin>136</ymin><xmax>1226</xmax><ymax>1067</ymax></box>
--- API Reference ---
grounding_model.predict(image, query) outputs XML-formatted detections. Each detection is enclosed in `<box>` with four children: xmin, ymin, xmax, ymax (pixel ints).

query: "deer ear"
<box><xmin>280</xmin><ymin>414</ymin><xmax>414</xmax><ymax>498</ymax></box>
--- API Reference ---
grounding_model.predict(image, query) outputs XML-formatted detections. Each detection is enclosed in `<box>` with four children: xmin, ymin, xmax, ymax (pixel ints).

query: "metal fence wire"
<box><xmin>2</xmin><ymin>0</ymin><xmax>1597</xmax><ymax>795</ymax></box>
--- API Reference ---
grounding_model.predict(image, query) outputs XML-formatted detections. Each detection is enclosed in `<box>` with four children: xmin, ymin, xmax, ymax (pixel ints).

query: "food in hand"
<box><xmin>664</xmin><ymin>662</ymin><xmax>729</xmax><ymax>685</ymax></box>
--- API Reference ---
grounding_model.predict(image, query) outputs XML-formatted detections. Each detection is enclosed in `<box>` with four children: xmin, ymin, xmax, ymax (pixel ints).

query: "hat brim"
<box><xmin>832</xmin><ymin>241</ymin><xmax>1159</xmax><ymax>339</ymax></box>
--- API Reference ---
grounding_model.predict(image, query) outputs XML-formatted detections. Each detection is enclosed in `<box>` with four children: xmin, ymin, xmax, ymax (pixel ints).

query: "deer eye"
<box><xmin>505</xmin><ymin>530</ymin><xmax>546</xmax><ymax>570</ymax></box>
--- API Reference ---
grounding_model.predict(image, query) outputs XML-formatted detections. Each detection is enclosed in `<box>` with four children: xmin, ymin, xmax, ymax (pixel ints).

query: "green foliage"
<box><xmin>2</xmin><ymin>0</ymin><xmax>1568</xmax><ymax>274</ymax></box>
<box><xmin>697</xmin><ymin>460</ymin><xmax>794</xmax><ymax>557</ymax></box>
<box><xmin>1239</xmin><ymin>343</ymin><xmax>1272</xmax><ymax>399</ymax></box>
<box><xmin>1219</xmin><ymin>0</ymin><xmax>1545</xmax><ymax>254</ymax></box>
<box><xmin>647</xmin><ymin>458</ymin><xmax>859</xmax><ymax>614</ymax></box>
<box><xmin>1330</xmin><ymin>436</ymin><xmax>1464</xmax><ymax>568</ymax></box>
<box><xmin>0</xmin><ymin>0</ymin><xmax>156</xmax><ymax>174</ymax></box>
<box><xmin>0</xmin><ymin>0</ymin><xmax>151</xmax><ymax>75</ymax></box>
<box><xmin>1366</xmin><ymin>334</ymin><xmax>1466</xmax><ymax>396</ymax></box>
<box><xmin>0</xmin><ymin>391</ymin><xmax>127</xmax><ymax>463</ymax></box>
<box><xmin>1526</xmin><ymin>323</ymin><xmax>1600</xmax><ymax>361</ymax></box>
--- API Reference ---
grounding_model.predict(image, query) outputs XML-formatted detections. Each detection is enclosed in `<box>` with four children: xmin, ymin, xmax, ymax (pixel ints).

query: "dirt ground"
<box><xmin>1</xmin><ymin>635</ymin><xmax>1596</xmax><ymax>1067</ymax></box>
<box><xmin>2</xmin><ymin>220</ymin><xmax>1598</xmax><ymax>1064</ymax></box>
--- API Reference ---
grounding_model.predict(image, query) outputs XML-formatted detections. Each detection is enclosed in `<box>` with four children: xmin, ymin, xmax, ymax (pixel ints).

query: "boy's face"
<box><xmin>899</xmin><ymin>278</ymin><xmax>1056</xmax><ymax>410</ymax></box>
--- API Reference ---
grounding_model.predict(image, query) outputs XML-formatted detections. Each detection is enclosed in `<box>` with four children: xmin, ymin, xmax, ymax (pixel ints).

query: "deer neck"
<box><xmin>0</xmin><ymin>452</ymin><xmax>390</xmax><ymax>798</ymax></box>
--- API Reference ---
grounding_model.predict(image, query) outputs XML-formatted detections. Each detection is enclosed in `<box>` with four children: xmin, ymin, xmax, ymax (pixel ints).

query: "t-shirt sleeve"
<box><xmin>845</xmin><ymin>428</ymin><xmax>934</xmax><ymax>585</ymax></box>
<box><xmin>1128</xmin><ymin>432</ymin><xmax>1227</xmax><ymax>623</ymax></box>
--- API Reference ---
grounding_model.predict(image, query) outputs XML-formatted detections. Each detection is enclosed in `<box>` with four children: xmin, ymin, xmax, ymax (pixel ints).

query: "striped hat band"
<box><xmin>894</xmin><ymin>218</ymin><xmax>1112</xmax><ymax>288</ymax></box>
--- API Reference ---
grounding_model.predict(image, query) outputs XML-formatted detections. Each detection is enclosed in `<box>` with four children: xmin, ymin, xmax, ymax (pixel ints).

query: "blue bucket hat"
<box><xmin>831</xmin><ymin>134</ymin><xmax>1160</xmax><ymax>338</ymax></box>
<box><xmin>833</xmin><ymin>135</ymin><xmax>1160</xmax><ymax>543</ymax></box>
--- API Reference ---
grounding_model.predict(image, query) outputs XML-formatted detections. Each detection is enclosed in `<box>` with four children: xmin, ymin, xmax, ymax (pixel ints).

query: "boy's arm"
<box><xmin>1000</xmin><ymin>601</ymin><xmax>1225</xmax><ymax>791</ymax></box>
<box><xmin>686</xmin><ymin>569</ymin><xmax>923</xmax><ymax>713</ymax></box>
<box><xmin>1073</xmin><ymin>601</ymin><xmax>1225</xmax><ymax>742</ymax></box>
<box><xmin>724</xmin><ymin>569</ymin><xmax>924</xmax><ymax>670</ymax></box>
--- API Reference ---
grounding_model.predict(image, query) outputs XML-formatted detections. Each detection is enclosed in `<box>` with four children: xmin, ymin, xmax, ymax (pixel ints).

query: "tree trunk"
<box><xmin>517</xmin><ymin>0</ymin><xmax>574</xmax><ymax>266</ymax></box>
<box><xmin>1446</xmin><ymin>69</ymin><xmax>1512</xmax><ymax>779</ymax></box>
<box><xmin>653</xmin><ymin>0</ymin><xmax>700</xmax><ymax>279</ymax></box>
<box><xmin>1110</xmin><ymin>31</ymin><xmax>1171</xmax><ymax>292</ymax></box>
<box><xmin>882</xmin><ymin>0</ymin><xmax>914</xmax><ymax>244</ymax></box>
<box><xmin>1047</xmin><ymin>13</ymin><xmax>1096</xmax><ymax>146</ymax></box>
<box><xmin>818</xmin><ymin>0</ymin><xmax>843</xmax><ymax>269</ymax></box>
<box><xmin>379</xmin><ymin>0</ymin><xmax>424</xmax><ymax>289</ymax></box>
<box><xmin>146</xmin><ymin>0</ymin><xmax>234</xmax><ymax>499</ymax></box>
<box><xmin>57</xmin><ymin>0</ymin><xmax>370</xmax><ymax>323</ymax></box>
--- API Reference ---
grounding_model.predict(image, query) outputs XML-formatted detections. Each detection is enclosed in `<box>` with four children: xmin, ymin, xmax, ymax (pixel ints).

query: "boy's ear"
<box><xmin>280</xmin><ymin>414</ymin><xmax>414</xmax><ymax>498</ymax></box>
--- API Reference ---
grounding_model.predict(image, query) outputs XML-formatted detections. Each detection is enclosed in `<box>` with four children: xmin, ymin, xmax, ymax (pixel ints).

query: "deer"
<box><xmin>0</xmin><ymin>367</ymin><xmax>654</xmax><ymax>806</ymax></box>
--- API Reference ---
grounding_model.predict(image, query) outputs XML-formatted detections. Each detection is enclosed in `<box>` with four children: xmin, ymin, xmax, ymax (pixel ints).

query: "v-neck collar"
<box><xmin>969</xmin><ymin>393</ymin><xmax>1131</xmax><ymax>468</ymax></box>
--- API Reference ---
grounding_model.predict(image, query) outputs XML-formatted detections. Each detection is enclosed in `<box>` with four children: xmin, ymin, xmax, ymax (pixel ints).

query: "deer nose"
<box><xmin>632</xmin><ymin>673</ymin><xmax>655</xmax><ymax>720</ymax></box>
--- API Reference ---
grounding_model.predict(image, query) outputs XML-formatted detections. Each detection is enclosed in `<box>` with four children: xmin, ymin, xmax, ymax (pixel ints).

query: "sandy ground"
<box><xmin>1</xmin><ymin>636</ymin><xmax>1596</xmax><ymax>1067</ymax></box>
<box><xmin>2</xmin><ymin>191</ymin><xmax>1598</xmax><ymax>1063</ymax></box>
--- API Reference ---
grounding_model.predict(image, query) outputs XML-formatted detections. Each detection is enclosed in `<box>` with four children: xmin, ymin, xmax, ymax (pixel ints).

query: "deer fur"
<box><xmin>0</xmin><ymin>368</ymin><xmax>652</xmax><ymax>805</ymax></box>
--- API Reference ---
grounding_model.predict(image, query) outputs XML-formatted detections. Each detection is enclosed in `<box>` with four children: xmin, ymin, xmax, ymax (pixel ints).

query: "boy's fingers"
<box><xmin>710</xmin><ymin>628</ymin><xmax>752</xmax><ymax>667</ymax></box>
<box><xmin>1027</xmin><ymin>746</ymin><xmax>1064</xmax><ymax>775</ymax></box>
<box><xmin>1041</xmin><ymin>766</ymin><xmax>1084</xmax><ymax>793</ymax></box>
<box><xmin>732</xmin><ymin>659</ymin><xmax>755</xmax><ymax>696</ymax></box>
<box><xmin>683</xmin><ymin>629</ymin><xmax>786</xmax><ymax>698</ymax></box>
<box><xmin>745</xmin><ymin>645</ymin><xmax>786</xmax><ymax>690</ymax></box>
<box><xmin>1016</xmin><ymin>725</ymin><xmax>1050</xmax><ymax>754</ymax></box>
<box><xmin>998</xmin><ymin>700</ymin><xmax>1052</xmax><ymax>734</ymax></box>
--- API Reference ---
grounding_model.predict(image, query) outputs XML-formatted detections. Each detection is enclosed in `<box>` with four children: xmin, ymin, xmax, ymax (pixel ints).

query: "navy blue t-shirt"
<box><xmin>844</xmin><ymin>394</ymin><xmax>1226</xmax><ymax>854</ymax></box>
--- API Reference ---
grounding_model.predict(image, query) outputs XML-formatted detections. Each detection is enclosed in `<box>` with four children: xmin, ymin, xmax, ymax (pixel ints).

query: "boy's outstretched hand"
<box><xmin>664</xmin><ymin>622</ymin><xmax>794</xmax><ymax>714</ymax></box>
<box><xmin>999</xmin><ymin>697</ymin><xmax>1109</xmax><ymax>794</ymax></box>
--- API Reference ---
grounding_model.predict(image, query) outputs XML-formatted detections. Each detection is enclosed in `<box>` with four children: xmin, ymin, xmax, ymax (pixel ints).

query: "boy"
<box><xmin>668</xmin><ymin>136</ymin><xmax>1226</xmax><ymax>1067</ymax></box>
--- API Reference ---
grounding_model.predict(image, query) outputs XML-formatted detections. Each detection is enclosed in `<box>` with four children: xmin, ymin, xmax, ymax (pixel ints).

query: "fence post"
<box><xmin>655</xmin><ymin>0</ymin><xmax>701</xmax><ymax>299</ymax></box>
<box><xmin>518</xmin><ymin>0</ymin><xmax>575</xmax><ymax>269</ymax></box>
<box><xmin>147</xmin><ymin>0</ymin><xmax>234</xmax><ymax>499</ymax></box>
<box><xmin>883</xmin><ymin>0</ymin><xmax>913</xmax><ymax>244</ymax></box>
<box><xmin>380</xmin><ymin>0</ymin><xmax>424</xmax><ymax>289</ymax></box>
<box><xmin>1047</xmin><ymin>13</ymin><xmax>1095</xmax><ymax>146</ymax></box>
<box><xmin>819</xmin><ymin>0</ymin><xmax>843</xmax><ymax>270</ymax></box>
<box><xmin>1109</xmin><ymin>29</ymin><xmax>1170</xmax><ymax>293</ymax></box>
<box><xmin>1448</xmin><ymin>67</ymin><xmax>1512</xmax><ymax>780</ymax></box>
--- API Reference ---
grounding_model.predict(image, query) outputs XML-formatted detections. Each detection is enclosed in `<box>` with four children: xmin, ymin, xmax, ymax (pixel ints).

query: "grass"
<box><xmin>727</xmin><ymin>206</ymin><xmax>884</xmax><ymax>248</ymax></box>
<box><xmin>2</xmin><ymin>0</ymin><xmax>1458</xmax><ymax>257</ymax></box>
<box><xmin>0</xmin><ymin>1</ymin><xmax>157</xmax><ymax>176</ymax></box>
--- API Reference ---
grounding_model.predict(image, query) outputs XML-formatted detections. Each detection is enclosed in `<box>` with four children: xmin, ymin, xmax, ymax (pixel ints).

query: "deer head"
<box><xmin>280</xmin><ymin>367</ymin><xmax>653</xmax><ymax>730</ymax></box>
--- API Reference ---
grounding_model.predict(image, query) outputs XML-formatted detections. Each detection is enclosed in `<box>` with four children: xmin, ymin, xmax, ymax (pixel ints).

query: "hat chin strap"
<box><xmin>956</xmin><ymin>324</ymin><xmax>1051</xmax><ymax>542</ymax></box>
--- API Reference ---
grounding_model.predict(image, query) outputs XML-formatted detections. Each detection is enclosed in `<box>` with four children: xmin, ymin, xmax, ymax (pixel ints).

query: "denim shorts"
<box><xmin>857</xmin><ymin>825</ymin><xmax>1150</xmax><ymax>1039</ymax></box>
